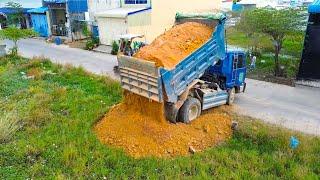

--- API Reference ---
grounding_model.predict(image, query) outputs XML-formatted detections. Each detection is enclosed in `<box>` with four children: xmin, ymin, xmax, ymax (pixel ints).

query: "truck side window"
<box><xmin>216</xmin><ymin>60</ymin><xmax>222</xmax><ymax>66</ymax></box>
<box><xmin>237</xmin><ymin>55</ymin><xmax>244</xmax><ymax>68</ymax></box>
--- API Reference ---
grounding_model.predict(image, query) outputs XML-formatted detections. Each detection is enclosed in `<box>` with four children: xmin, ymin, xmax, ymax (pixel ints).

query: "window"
<box><xmin>125</xmin><ymin>0</ymin><xmax>147</xmax><ymax>4</ymax></box>
<box><xmin>215</xmin><ymin>60</ymin><xmax>222</xmax><ymax>66</ymax></box>
<box><xmin>237</xmin><ymin>55</ymin><xmax>244</xmax><ymax>68</ymax></box>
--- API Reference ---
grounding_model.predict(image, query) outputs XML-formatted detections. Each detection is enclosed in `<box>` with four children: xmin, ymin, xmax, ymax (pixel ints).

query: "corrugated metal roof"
<box><xmin>0</xmin><ymin>8</ymin><xmax>31</xmax><ymax>15</ymax></box>
<box><xmin>43</xmin><ymin>0</ymin><xmax>66</xmax><ymax>3</ymax></box>
<box><xmin>68</xmin><ymin>0</ymin><xmax>88</xmax><ymax>13</ymax></box>
<box><xmin>27</xmin><ymin>7</ymin><xmax>48</xmax><ymax>14</ymax></box>
<box><xmin>96</xmin><ymin>7</ymin><xmax>150</xmax><ymax>18</ymax></box>
<box><xmin>309</xmin><ymin>0</ymin><xmax>320</xmax><ymax>13</ymax></box>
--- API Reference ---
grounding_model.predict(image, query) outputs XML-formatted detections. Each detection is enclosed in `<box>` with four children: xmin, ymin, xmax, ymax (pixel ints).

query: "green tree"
<box><xmin>236</xmin><ymin>8</ymin><xmax>305</xmax><ymax>76</ymax></box>
<box><xmin>0</xmin><ymin>27</ymin><xmax>37</xmax><ymax>55</ymax></box>
<box><xmin>5</xmin><ymin>1</ymin><xmax>25</xmax><ymax>28</ymax></box>
<box><xmin>236</xmin><ymin>10</ymin><xmax>264</xmax><ymax>55</ymax></box>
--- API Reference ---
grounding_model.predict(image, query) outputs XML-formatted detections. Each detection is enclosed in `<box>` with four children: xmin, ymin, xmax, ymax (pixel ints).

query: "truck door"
<box><xmin>234</xmin><ymin>54</ymin><xmax>246</xmax><ymax>85</ymax></box>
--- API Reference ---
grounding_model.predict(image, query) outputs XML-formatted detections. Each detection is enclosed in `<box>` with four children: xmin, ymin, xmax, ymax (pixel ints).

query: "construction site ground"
<box><xmin>94</xmin><ymin>22</ymin><xmax>229</xmax><ymax>158</ymax></box>
<box><xmin>4</xmin><ymin>39</ymin><xmax>320</xmax><ymax>136</ymax></box>
<box><xmin>1</xmin><ymin>56</ymin><xmax>319</xmax><ymax>179</ymax></box>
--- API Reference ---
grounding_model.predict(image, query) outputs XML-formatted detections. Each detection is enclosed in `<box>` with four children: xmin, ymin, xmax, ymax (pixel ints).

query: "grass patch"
<box><xmin>0</xmin><ymin>111</ymin><xmax>20</xmax><ymax>143</ymax></box>
<box><xmin>227</xmin><ymin>28</ymin><xmax>272</xmax><ymax>51</ymax></box>
<box><xmin>227</xmin><ymin>28</ymin><xmax>304</xmax><ymax>58</ymax></box>
<box><xmin>247</xmin><ymin>54</ymin><xmax>300</xmax><ymax>85</ymax></box>
<box><xmin>0</xmin><ymin>56</ymin><xmax>319</xmax><ymax>178</ymax></box>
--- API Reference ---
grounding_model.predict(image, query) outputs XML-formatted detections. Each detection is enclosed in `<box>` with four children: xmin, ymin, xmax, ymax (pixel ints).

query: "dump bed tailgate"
<box><xmin>118</xmin><ymin>55</ymin><xmax>163</xmax><ymax>102</ymax></box>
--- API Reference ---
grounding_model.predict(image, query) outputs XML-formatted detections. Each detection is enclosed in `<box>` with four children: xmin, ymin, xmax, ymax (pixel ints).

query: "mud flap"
<box><xmin>243</xmin><ymin>82</ymin><xmax>247</xmax><ymax>93</ymax></box>
<box><xmin>164</xmin><ymin>102</ymin><xmax>179</xmax><ymax>123</ymax></box>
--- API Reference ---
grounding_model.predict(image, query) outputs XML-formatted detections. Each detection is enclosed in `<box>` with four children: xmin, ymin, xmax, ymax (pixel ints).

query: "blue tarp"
<box><xmin>309</xmin><ymin>0</ymin><xmax>320</xmax><ymax>13</ymax></box>
<box><xmin>27</xmin><ymin>7</ymin><xmax>48</xmax><ymax>14</ymax></box>
<box><xmin>232</xmin><ymin>4</ymin><xmax>244</xmax><ymax>12</ymax></box>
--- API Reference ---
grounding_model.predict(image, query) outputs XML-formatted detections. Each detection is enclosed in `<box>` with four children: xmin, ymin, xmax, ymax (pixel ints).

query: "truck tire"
<box><xmin>227</xmin><ymin>88</ymin><xmax>236</xmax><ymax>105</ymax></box>
<box><xmin>178</xmin><ymin>97</ymin><xmax>201</xmax><ymax>124</ymax></box>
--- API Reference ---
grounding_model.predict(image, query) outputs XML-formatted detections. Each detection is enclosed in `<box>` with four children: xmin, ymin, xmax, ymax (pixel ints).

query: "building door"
<box><xmin>31</xmin><ymin>14</ymin><xmax>49</xmax><ymax>37</ymax></box>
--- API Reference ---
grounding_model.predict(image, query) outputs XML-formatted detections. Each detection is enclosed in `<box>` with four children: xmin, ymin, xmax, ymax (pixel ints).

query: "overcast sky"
<box><xmin>0</xmin><ymin>0</ymin><xmax>42</xmax><ymax>8</ymax></box>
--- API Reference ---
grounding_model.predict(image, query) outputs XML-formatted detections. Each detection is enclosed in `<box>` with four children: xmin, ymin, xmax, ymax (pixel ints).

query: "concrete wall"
<box><xmin>97</xmin><ymin>16</ymin><xmax>128</xmax><ymax>45</ymax></box>
<box><xmin>127</xmin><ymin>10</ymin><xmax>152</xmax><ymax>43</ymax></box>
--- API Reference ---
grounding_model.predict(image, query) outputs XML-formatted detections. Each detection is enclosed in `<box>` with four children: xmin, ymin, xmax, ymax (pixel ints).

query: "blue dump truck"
<box><xmin>117</xmin><ymin>13</ymin><xmax>247</xmax><ymax>123</ymax></box>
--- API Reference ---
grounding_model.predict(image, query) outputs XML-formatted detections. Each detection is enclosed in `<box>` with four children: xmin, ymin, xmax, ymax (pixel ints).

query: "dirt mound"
<box><xmin>95</xmin><ymin>92</ymin><xmax>232</xmax><ymax>158</ymax></box>
<box><xmin>134</xmin><ymin>22</ymin><xmax>214</xmax><ymax>69</ymax></box>
<box><xmin>94</xmin><ymin>22</ymin><xmax>231</xmax><ymax>158</ymax></box>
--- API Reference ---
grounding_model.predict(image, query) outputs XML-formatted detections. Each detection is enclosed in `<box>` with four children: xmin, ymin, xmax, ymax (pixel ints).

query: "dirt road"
<box><xmin>235</xmin><ymin>79</ymin><xmax>320</xmax><ymax>136</ymax></box>
<box><xmin>5</xmin><ymin>38</ymin><xmax>118</xmax><ymax>78</ymax></box>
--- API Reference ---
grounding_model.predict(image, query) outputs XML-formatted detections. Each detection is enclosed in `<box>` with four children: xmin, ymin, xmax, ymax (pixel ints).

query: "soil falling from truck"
<box><xmin>95</xmin><ymin>22</ymin><xmax>232</xmax><ymax>158</ymax></box>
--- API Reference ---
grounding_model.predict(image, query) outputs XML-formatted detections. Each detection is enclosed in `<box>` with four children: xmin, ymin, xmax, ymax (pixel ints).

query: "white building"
<box><xmin>95</xmin><ymin>0</ymin><xmax>221</xmax><ymax>45</ymax></box>
<box><xmin>87</xmin><ymin>0</ymin><xmax>121</xmax><ymax>22</ymax></box>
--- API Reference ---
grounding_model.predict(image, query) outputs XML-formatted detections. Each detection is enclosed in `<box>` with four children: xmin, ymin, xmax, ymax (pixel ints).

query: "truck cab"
<box><xmin>206</xmin><ymin>51</ymin><xmax>247</xmax><ymax>93</ymax></box>
<box><xmin>194</xmin><ymin>51</ymin><xmax>246</xmax><ymax>119</ymax></box>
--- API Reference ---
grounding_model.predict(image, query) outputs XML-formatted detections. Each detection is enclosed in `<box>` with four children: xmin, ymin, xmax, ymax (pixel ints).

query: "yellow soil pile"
<box><xmin>95</xmin><ymin>92</ymin><xmax>232</xmax><ymax>158</ymax></box>
<box><xmin>94</xmin><ymin>22</ymin><xmax>231</xmax><ymax>158</ymax></box>
<box><xmin>134</xmin><ymin>22</ymin><xmax>214</xmax><ymax>69</ymax></box>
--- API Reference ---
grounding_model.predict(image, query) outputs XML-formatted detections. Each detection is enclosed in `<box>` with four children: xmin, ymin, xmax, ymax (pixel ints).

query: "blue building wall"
<box><xmin>43</xmin><ymin>0</ymin><xmax>88</xmax><ymax>13</ymax></box>
<box><xmin>67</xmin><ymin>0</ymin><xmax>88</xmax><ymax>13</ymax></box>
<box><xmin>30</xmin><ymin>14</ymin><xmax>49</xmax><ymax>37</ymax></box>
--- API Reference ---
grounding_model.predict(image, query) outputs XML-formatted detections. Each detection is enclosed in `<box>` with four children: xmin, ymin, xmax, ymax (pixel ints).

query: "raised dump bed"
<box><xmin>118</xmin><ymin>13</ymin><xmax>226</xmax><ymax>104</ymax></box>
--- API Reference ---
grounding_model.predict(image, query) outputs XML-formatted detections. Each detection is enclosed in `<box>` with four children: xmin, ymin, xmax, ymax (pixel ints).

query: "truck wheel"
<box><xmin>179</xmin><ymin>98</ymin><xmax>201</xmax><ymax>124</ymax></box>
<box><xmin>227</xmin><ymin>88</ymin><xmax>236</xmax><ymax>105</ymax></box>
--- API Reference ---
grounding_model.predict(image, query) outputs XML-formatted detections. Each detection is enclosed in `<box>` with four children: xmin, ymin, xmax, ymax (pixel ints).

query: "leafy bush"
<box><xmin>0</xmin><ymin>111</ymin><xmax>19</xmax><ymax>143</ymax></box>
<box><xmin>85</xmin><ymin>37</ymin><xmax>100</xmax><ymax>50</ymax></box>
<box><xmin>81</xmin><ymin>22</ymin><xmax>90</xmax><ymax>37</ymax></box>
<box><xmin>85</xmin><ymin>39</ymin><xmax>95</xmax><ymax>50</ymax></box>
<box><xmin>111</xmin><ymin>41</ymin><xmax>119</xmax><ymax>55</ymax></box>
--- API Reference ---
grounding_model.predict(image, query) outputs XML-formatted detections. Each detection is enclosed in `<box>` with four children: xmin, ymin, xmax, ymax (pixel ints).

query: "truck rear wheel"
<box><xmin>178</xmin><ymin>97</ymin><xmax>201</xmax><ymax>124</ymax></box>
<box><xmin>227</xmin><ymin>88</ymin><xmax>236</xmax><ymax>105</ymax></box>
